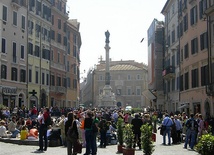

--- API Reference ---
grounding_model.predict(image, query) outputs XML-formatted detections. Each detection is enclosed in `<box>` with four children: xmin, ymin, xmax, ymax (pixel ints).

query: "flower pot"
<box><xmin>117</xmin><ymin>144</ymin><xmax>124</xmax><ymax>153</ymax></box>
<box><xmin>122</xmin><ymin>147</ymin><xmax>135</xmax><ymax>155</ymax></box>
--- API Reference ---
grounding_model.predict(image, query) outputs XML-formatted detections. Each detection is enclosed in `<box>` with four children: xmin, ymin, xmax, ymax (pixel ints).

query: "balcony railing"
<box><xmin>11</xmin><ymin>0</ymin><xmax>27</xmax><ymax>8</ymax></box>
<box><xmin>50</xmin><ymin>86</ymin><xmax>66</xmax><ymax>94</ymax></box>
<box><xmin>206</xmin><ymin>83</ymin><xmax>214</xmax><ymax>96</ymax></box>
<box><xmin>162</xmin><ymin>66</ymin><xmax>175</xmax><ymax>79</ymax></box>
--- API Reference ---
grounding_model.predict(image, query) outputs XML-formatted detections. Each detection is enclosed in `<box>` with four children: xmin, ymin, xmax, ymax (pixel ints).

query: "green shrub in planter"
<box><xmin>141</xmin><ymin>124</ymin><xmax>155</xmax><ymax>155</ymax></box>
<box><xmin>195</xmin><ymin>134</ymin><xmax>214</xmax><ymax>155</ymax></box>
<box><xmin>117</xmin><ymin>117</ymin><xmax>124</xmax><ymax>146</ymax></box>
<box><xmin>123</xmin><ymin>124</ymin><xmax>134</xmax><ymax>149</ymax></box>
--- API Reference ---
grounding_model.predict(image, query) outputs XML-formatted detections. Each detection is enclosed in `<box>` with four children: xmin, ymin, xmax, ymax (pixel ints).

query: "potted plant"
<box><xmin>195</xmin><ymin>134</ymin><xmax>214</xmax><ymax>155</ymax></box>
<box><xmin>123</xmin><ymin>124</ymin><xmax>135</xmax><ymax>155</ymax></box>
<box><xmin>152</xmin><ymin>115</ymin><xmax>157</xmax><ymax>133</ymax></box>
<box><xmin>141</xmin><ymin>124</ymin><xmax>155</xmax><ymax>155</ymax></box>
<box><xmin>116</xmin><ymin>117</ymin><xmax>124</xmax><ymax>153</ymax></box>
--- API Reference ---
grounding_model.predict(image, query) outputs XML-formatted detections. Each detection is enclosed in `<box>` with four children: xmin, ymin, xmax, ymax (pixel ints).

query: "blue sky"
<box><xmin>67</xmin><ymin>0</ymin><xmax>167</xmax><ymax>77</ymax></box>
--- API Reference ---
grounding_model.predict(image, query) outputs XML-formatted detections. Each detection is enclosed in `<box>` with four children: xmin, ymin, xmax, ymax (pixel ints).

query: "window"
<box><xmin>58</xmin><ymin>19</ymin><xmax>61</xmax><ymax>29</ymax></box>
<box><xmin>67</xmin><ymin>42</ymin><xmax>70</xmax><ymax>54</ymax></box>
<box><xmin>58</xmin><ymin>52</ymin><xmax>60</xmax><ymax>63</ymax></box>
<box><xmin>42</xmin><ymin>73</ymin><xmax>45</xmax><ymax>84</ymax></box>
<box><xmin>63</xmin><ymin>22</ymin><xmax>67</xmax><ymax>32</ymax></box>
<box><xmin>63</xmin><ymin>78</ymin><xmax>67</xmax><ymax>87</ymax></box>
<box><xmin>179</xmin><ymin>21</ymin><xmax>183</xmax><ymax>37</ymax></box>
<box><xmin>176</xmin><ymin>76</ymin><xmax>180</xmax><ymax>90</ymax></box>
<box><xmin>1</xmin><ymin>65</ymin><xmax>7</xmax><ymax>79</ymax></box>
<box><xmin>201</xmin><ymin>65</ymin><xmax>208</xmax><ymax>86</ymax></box>
<box><xmin>2</xmin><ymin>6</ymin><xmax>7</xmax><ymax>22</ymax></box>
<box><xmin>136</xmin><ymin>74</ymin><xmax>140</xmax><ymax>80</ymax></box>
<box><xmin>11</xmin><ymin>67</ymin><xmax>17</xmax><ymax>81</ymax></box>
<box><xmin>199</xmin><ymin>0</ymin><xmax>207</xmax><ymax>19</ymax></box>
<box><xmin>46</xmin><ymin>74</ymin><xmax>49</xmax><ymax>85</ymax></box>
<box><xmin>127</xmin><ymin>87</ymin><xmax>131</xmax><ymax>95</ymax></box>
<box><xmin>57</xmin><ymin>33</ymin><xmax>61</xmax><ymax>43</ymax></box>
<box><xmin>200</xmin><ymin>32</ymin><xmax>208</xmax><ymax>50</ymax></box>
<box><xmin>36</xmin><ymin>71</ymin><xmax>39</xmax><ymax>84</ymax></box>
<box><xmin>21</xmin><ymin>45</ymin><xmax>24</xmax><ymax>59</ymax></box>
<box><xmin>127</xmin><ymin>75</ymin><xmax>131</xmax><ymax>80</ymax></box>
<box><xmin>172</xmin><ymin>30</ymin><xmax>175</xmax><ymax>44</ymax></box>
<box><xmin>29</xmin><ymin>69</ymin><xmax>32</xmax><ymax>82</ymax></box>
<box><xmin>51</xmin><ymin>30</ymin><xmax>55</xmax><ymax>40</ymax></box>
<box><xmin>167</xmin><ymin>35</ymin><xmax>171</xmax><ymax>47</ymax></box>
<box><xmin>2</xmin><ymin>38</ymin><xmax>6</xmax><ymax>53</ymax></box>
<box><xmin>180</xmin><ymin>75</ymin><xmax>183</xmax><ymax>91</ymax></box>
<box><xmin>136</xmin><ymin>87</ymin><xmax>141</xmax><ymax>95</ymax></box>
<box><xmin>192</xmin><ymin>68</ymin><xmax>198</xmax><ymax>88</ymax></box>
<box><xmin>13</xmin><ymin>42</ymin><xmax>17</xmax><ymax>63</ymax></box>
<box><xmin>28</xmin><ymin>42</ymin><xmax>33</xmax><ymax>55</ymax></box>
<box><xmin>13</xmin><ymin>11</ymin><xmax>17</xmax><ymax>26</ymax></box>
<box><xmin>184</xmin><ymin>72</ymin><xmax>189</xmax><ymax>90</ymax></box>
<box><xmin>73</xmin><ymin>46</ymin><xmax>76</xmax><ymax>57</ymax></box>
<box><xmin>21</xmin><ymin>15</ymin><xmax>25</xmax><ymax>29</ymax></box>
<box><xmin>183</xmin><ymin>14</ymin><xmax>188</xmax><ymax>32</ymax></box>
<box><xmin>73</xmin><ymin>79</ymin><xmax>77</xmax><ymax>89</ymax></box>
<box><xmin>190</xmin><ymin>5</ymin><xmax>198</xmax><ymax>25</ymax></box>
<box><xmin>52</xmin><ymin>15</ymin><xmax>54</xmax><ymax>25</ymax></box>
<box><xmin>35</xmin><ymin>45</ymin><xmax>40</xmax><ymax>57</ymax></box>
<box><xmin>177</xmin><ymin>49</ymin><xmax>180</xmax><ymax>65</ymax></box>
<box><xmin>57</xmin><ymin>76</ymin><xmax>61</xmax><ymax>86</ymax></box>
<box><xmin>51</xmin><ymin>75</ymin><xmax>55</xmax><ymax>86</ymax></box>
<box><xmin>20</xmin><ymin>69</ymin><xmax>26</xmax><ymax>82</ymax></box>
<box><xmin>67</xmin><ymin>77</ymin><xmax>70</xmax><ymax>88</ymax></box>
<box><xmin>184</xmin><ymin>43</ymin><xmax>189</xmax><ymax>59</ymax></box>
<box><xmin>191</xmin><ymin>37</ymin><xmax>198</xmax><ymax>54</ymax></box>
<box><xmin>67</xmin><ymin>61</ymin><xmax>70</xmax><ymax>72</ymax></box>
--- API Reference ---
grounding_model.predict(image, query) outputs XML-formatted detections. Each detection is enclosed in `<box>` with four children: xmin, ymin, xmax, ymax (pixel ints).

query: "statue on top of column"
<box><xmin>105</xmin><ymin>30</ymin><xmax>110</xmax><ymax>43</ymax></box>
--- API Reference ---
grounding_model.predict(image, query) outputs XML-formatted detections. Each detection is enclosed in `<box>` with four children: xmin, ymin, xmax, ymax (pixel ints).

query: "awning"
<box><xmin>142</xmin><ymin>90</ymin><xmax>156</xmax><ymax>100</ymax></box>
<box><xmin>178</xmin><ymin>104</ymin><xmax>189</xmax><ymax>109</ymax></box>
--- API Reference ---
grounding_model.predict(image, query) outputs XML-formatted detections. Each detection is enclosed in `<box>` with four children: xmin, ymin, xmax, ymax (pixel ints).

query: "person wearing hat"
<box><xmin>0</xmin><ymin>120</ymin><xmax>7</xmax><ymax>138</ymax></box>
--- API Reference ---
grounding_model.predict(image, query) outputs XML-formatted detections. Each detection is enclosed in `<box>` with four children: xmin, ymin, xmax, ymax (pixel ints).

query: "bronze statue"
<box><xmin>105</xmin><ymin>30</ymin><xmax>110</xmax><ymax>43</ymax></box>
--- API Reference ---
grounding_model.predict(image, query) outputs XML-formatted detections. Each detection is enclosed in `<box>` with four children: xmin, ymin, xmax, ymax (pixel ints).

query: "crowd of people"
<box><xmin>1</xmin><ymin>105</ymin><xmax>214</xmax><ymax>155</ymax></box>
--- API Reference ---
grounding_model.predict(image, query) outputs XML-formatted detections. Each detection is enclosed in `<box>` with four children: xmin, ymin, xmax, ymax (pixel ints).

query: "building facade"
<box><xmin>161</xmin><ymin>0</ymin><xmax>180</xmax><ymax>113</ymax></box>
<box><xmin>0</xmin><ymin>0</ymin><xmax>81</xmax><ymax>110</ymax></box>
<box><xmin>159</xmin><ymin>0</ymin><xmax>214</xmax><ymax>117</ymax></box>
<box><xmin>0</xmin><ymin>0</ymin><xmax>28</xmax><ymax>109</ymax></box>
<box><xmin>81</xmin><ymin>60</ymin><xmax>149</xmax><ymax>109</ymax></box>
<box><xmin>146</xmin><ymin>19</ymin><xmax>165</xmax><ymax>111</ymax></box>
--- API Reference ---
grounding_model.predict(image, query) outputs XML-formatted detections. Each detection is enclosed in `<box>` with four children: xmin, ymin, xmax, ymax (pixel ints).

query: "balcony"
<box><xmin>162</xmin><ymin>66</ymin><xmax>175</xmax><ymax>80</ymax></box>
<box><xmin>50</xmin><ymin>86</ymin><xmax>66</xmax><ymax>94</ymax></box>
<box><xmin>11</xmin><ymin>0</ymin><xmax>27</xmax><ymax>8</ymax></box>
<box><xmin>206</xmin><ymin>83</ymin><xmax>214</xmax><ymax>96</ymax></box>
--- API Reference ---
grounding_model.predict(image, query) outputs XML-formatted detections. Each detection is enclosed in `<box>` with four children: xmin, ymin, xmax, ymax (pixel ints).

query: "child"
<box><xmin>20</xmin><ymin>126</ymin><xmax>28</xmax><ymax>140</ymax></box>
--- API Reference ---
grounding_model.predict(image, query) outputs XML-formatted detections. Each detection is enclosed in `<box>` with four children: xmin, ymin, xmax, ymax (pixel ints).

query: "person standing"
<box><xmin>98</xmin><ymin>116</ymin><xmax>108</xmax><ymax>148</ymax></box>
<box><xmin>162</xmin><ymin>113</ymin><xmax>173</xmax><ymax>145</ymax></box>
<box><xmin>184</xmin><ymin>113</ymin><xmax>198</xmax><ymax>150</ymax></box>
<box><xmin>37</xmin><ymin>107</ymin><xmax>50</xmax><ymax>151</ymax></box>
<box><xmin>174</xmin><ymin>115</ymin><xmax>182</xmax><ymax>144</ymax></box>
<box><xmin>131</xmin><ymin>113</ymin><xmax>143</xmax><ymax>150</ymax></box>
<box><xmin>65</xmin><ymin>112</ymin><xmax>79</xmax><ymax>155</ymax></box>
<box><xmin>84</xmin><ymin>111</ymin><xmax>96</xmax><ymax>155</ymax></box>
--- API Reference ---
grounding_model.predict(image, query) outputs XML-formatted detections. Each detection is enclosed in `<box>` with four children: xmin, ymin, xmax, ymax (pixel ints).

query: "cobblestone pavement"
<box><xmin>0</xmin><ymin>132</ymin><xmax>199</xmax><ymax>155</ymax></box>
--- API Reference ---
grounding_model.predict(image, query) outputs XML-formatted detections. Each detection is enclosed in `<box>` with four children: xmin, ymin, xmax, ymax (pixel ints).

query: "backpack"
<box><xmin>45</xmin><ymin>115</ymin><xmax>52</xmax><ymax>126</ymax></box>
<box><xmin>186</xmin><ymin>119</ymin><xmax>198</xmax><ymax>131</ymax></box>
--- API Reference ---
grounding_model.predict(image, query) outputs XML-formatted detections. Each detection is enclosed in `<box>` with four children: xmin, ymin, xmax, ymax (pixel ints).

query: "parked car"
<box><xmin>125</xmin><ymin>106</ymin><xmax>132</xmax><ymax>111</ymax></box>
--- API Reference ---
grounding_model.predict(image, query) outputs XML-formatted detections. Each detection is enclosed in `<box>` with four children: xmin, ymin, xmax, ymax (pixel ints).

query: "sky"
<box><xmin>67</xmin><ymin>0</ymin><xmax>167</xmax><ymax>78</ymax></box>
